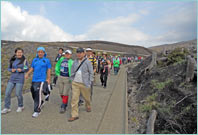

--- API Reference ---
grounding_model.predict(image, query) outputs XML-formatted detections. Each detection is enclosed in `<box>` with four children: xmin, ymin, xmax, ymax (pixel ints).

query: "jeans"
<box><xmin>114</xmin><ymin>67</ymin><xmax>119</xmax><ymax>75</ymax></box>
<box><xmin>4</xmin><ymin>82</ymin><xmax>24</xmax><ymax>109</ymax></box>
<box><xmin>100</xmin><ymin>68</ymin><xmax>108</xmax><ymax>87</ymax></box>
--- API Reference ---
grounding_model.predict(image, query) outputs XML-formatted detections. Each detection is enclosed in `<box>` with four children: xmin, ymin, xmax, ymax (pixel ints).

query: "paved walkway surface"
<box><xmin>1</xmin><ymin>65</ymin><xmax>129</xmax><ymax>134</ymax></box>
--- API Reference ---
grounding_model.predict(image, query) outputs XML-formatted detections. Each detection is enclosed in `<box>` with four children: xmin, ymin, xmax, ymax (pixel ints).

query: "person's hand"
<box><xmin>17</xmin><ymin>68</ymin><xmax>22</xmax><ymax>72</ymax></box>
<box><xmin>46</xmin><ymin>79</ymin><xmax>50</xmax><ymax>84</ymax></box>
<box><xmin>25</xmin><ymin>74</ymin><xmax>29</xmax><ymax>79</ymax></box>
<box><xmin>12</xmin><ymin>69</ymin><xmax>16</xmax><ymax>72</ymax></box>
<box><xmin>93</xmin><ymin>69</ymin><xmax>96</xmax><ymax>73</ymax></box>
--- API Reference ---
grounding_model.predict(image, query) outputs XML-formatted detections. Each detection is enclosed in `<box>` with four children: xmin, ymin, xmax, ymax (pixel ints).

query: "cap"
<box><xmin>64</xmin><ymin>50</ymin><xmax>72</xmax><ymax>54</ymax></box>
<box><xmin>76</xmin><ymin>47</ymin><xmax>84</xmax><ymax>53</ymax></box>
<box><xmin>86</xmin><ymin>48</ymin><xmax>92</xmax><ymax>51</ymax></box>
<box><xmin>37</xmin><ymin>47</ymin><xmax>45</xmax><ymax>52</ymax></box>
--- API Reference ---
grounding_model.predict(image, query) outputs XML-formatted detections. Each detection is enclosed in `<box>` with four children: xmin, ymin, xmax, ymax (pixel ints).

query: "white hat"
<box><xmin>64</xmin><ymin>50</ymin><xmax>72</xmax><ymax>54</ymax></box>
<box><xmin>86</xmin><ymin>48</ymin><xmax>92</xmax><ymax>51</ymax></box>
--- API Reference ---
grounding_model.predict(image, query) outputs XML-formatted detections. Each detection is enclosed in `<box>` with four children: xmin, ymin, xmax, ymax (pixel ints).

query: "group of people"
<box><xmin>1</xmin><ymin>46</ymin><xmax>119</xmax><ymax>122</ymax></box>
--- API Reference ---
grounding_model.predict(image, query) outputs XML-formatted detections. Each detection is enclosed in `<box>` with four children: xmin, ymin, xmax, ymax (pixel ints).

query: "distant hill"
<box><xmin>149</xmin><ymin>39</ymin><xmax>197</xmax><ymax>53</ymax></box>
<box><xmin>1</xmin><ymin>40</ymin><xmax>152</xmax><ymax>94</ymax></box>
<box><xmin>1</xmin><ymin>40</ymin><xmax>152</xmax><ymax>56</ymax></box>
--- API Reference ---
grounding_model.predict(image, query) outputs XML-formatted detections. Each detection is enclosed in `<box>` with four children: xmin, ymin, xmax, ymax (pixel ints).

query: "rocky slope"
<box><xmin>127</xmin><ymin>47</ymin><xmax>197</xmax><ymax>134</ymax></box>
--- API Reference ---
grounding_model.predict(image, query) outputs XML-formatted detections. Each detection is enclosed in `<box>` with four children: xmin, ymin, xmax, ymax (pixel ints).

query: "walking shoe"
<box><xmin>78</xmin><ymin>100</ymin><xmax>84</xmax><ymax>106</ymax></box>
<box><xmin>59</xmin><ymin>104</ymin><xmax>67</xmax><ymax>113</ymax></box>
<box><xmin>32</xmin><ymin>112</ymin><xmax>40</xmax><ymax>118</ymax></box>
<box><xmin>59</xmin><ymin>107</ymin><xmax>66</xmax><ymax>113</ymax></box>
<box><xmin>103</xmin><ymin>86</ymin><xmax>106</xmax><ymax>89</ymax></box>
<box><xmin>52</xmin><ymin>83</ymin><xmax>55</xmax><ymax>86</ymax></box>
<box><xmin>16</xmin><ymin>107</ymin><xmax>24</xmax><ymax>112</ymax></box>
<box><xmin>68</xmin><ymin>117</ymin><xmax>79</xmax><ymax>122</ymax></box>
<box><xmin>1</xmin><ymin>108</ymin><xmax>11</xmax><ymax>114</ymax></box>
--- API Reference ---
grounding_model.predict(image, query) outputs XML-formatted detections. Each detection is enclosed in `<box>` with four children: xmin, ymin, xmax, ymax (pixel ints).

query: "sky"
<box><xmin>1</xmin><ymin>0</ymin><xmax>197</xmax><ymax>47</ymax></box>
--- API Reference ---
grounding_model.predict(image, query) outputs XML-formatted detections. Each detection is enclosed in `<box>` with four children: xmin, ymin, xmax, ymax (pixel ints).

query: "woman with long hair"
<box><xmin>1</xmin><ymin>48</ymin><xmax>29</xmax><ymax>114</ymax></box>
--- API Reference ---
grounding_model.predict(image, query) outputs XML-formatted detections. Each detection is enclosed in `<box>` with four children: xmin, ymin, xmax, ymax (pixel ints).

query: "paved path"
<box><xmin>1</xmin><ymin>65</ymin><xmax>129</xmax><ymax>134</ymax></box>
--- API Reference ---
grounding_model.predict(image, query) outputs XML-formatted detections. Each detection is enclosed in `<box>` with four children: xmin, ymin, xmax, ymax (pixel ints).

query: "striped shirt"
<box><xmin>88</xmin><ymin>56</ymin><xmax>97</xmax><ymax>70</ymax></box>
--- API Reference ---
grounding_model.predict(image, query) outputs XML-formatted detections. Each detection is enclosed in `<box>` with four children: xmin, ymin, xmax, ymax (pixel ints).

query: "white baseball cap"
<box><xmin>86</xmin><ymin>48</ymin><xmax>92</xmax><ymax>51</ymax></box>
<box><xmin>64</xmin><ymin>50</ymin><xmax>72</xmax><ymax>54</ymax></box>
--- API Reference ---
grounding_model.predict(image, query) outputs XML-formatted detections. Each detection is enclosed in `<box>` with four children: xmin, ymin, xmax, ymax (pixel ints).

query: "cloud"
<box><xmin>1</xmin><ymin>1</ymin><xmax>74</xmax><ymax>42</ymax></box>
<box><xmin>153</xmin><ymin>2</ymin><xmax>197</xmax><ymax>44</ymax></box>
<box><xmin>75</xmin><ymin>14</ymin><xmax>150</xmax><ymax>45</ymax></box>
<box><xmin>39</xmin><ymin>5</ymin><xmax>47</xmax><ymax>16</ymax></box>
<box><xmin>1</xmin><ymin>1</ymin><xmax>196</xmax><ymax>48</ymax></box>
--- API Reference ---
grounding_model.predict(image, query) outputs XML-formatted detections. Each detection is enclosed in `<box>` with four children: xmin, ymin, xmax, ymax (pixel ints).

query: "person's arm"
<box><xmin>25</xmin><ymin>67</ymin><xmax>34</xmax><ymax>79</ymax></box>
<box><xmin>87</xmin><ymin>61</ymin><xmax>94</xmax><ymax>82</ymax></box>
<box><xmin>55</xmin><ymin>58</ymin><xmax>62</xmax><ymax>76</ymax></box>
<box><xmin>46</xmin><ymin>69</ymin><xmax>51</xmax><ymax>84</ymax></box>
<box><xmin>107</xmin><ymin>60</ymin><xmax>111</xmax><ymax>74</ymax></box>
<box><xmin>46</xmin><ymin>59</ymin><xmax>52</xmax><ymax>84</ymax></box>
<box><xmin>8</xmin><ymin>64</ymin><xmax>12</xmax><ymax>72</ymax></box>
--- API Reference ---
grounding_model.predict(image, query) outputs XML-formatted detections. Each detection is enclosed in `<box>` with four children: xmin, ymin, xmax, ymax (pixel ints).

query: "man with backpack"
<box><xmin>68</xmin><ymin>47</ymin><xmax>94</xmax><ymax>122</ymax></box>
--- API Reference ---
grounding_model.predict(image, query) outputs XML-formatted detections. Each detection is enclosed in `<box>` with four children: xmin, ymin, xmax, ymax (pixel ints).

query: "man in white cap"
<box><xmin>55</xmin><ymin>50</ymin><xmax>73</xmax><ymax>113</ymax></box>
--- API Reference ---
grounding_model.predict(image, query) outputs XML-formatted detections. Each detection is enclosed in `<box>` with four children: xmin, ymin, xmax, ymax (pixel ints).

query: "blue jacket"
<box><xmin>8</xmin><ymin>59</ymin><xmax>29</xmax><ymax>84</ymax></box>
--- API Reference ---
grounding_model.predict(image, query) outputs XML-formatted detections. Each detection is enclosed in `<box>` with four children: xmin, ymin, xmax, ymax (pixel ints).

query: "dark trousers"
<box><xmin>97</xmin><ymin>64</ymin><xmax>101</xmax><ymax>73</ymax></box>
<box><xmin>53</xmin><ymin>75</ymin><xmax>58</xmax><ymax>84</ymax></box>
<box><xmin>114</xmin><ymin>67</ymin><xmax>119</xmax><ymax>75</ymax></box>
<box><xmin>100</xmin><ymin>69</ymin><xmax>108</xmax><ymax>87</ymax></box>
<box><xmin>31</xmin><ymin>82</ymin><xmax>44</xmax><ymax>112</ymax></box>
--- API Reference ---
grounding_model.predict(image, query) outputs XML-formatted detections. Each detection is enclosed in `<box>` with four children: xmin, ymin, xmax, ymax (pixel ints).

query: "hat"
<box><xmin>37</xmin><ymin>47</ymin><xmax>45</xmax><ymax>52</ymax></box>
<box><xmin>76</xmin><ymin>47</ymin><xmax>84</xmax><ymax>53</ymax></box>
<box><xmin>64</xmin><ymin>50</ymin><xmax>72</xmax><ymax>54</ymax></box>
<box><xmin>86</xmin><ymin>48</ymin><xmax>92</xmax><ymax>51</ymax></box>
<box><xmin>36</xmin><ymin>47</ymin><xmax>47</xmax><ymax>57</ymax></box>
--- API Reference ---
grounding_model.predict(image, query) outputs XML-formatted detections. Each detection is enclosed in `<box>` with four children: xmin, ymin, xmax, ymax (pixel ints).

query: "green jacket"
<box><xmin>113</xmin><ymin>58</ymin><xmax>120</xmax><ymax>67</ymax></box>
<box><xmin>55</xmin><ymin>57</ymin><xmax>73</xmax><ymax>76</ymax></box>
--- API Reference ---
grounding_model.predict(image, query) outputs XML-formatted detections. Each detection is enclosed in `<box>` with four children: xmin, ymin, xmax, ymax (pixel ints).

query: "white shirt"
<box><xmin>73</xmin><ymin>67</ymin><xmax>83</xmax><ymax>83</ymax></box>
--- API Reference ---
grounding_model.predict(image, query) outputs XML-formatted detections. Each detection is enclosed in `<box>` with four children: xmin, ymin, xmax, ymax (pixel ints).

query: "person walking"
<box><xmin>100</xmin><ymin>52</ymin><xmax>111</xmax><ymax>88</ymax></box>
<box><xmin>25</xmin><ymin>47</ymin><xmax>51</xmax><ymax>118</ymax></box>
<box><xmin>113</xmin><ymin>56</ymin><xmax>120</xmax><ymax>75</ymax></box>
<box><xmin>1</xmin><ymin>48</ymin><xmax>29</xmax><ymax>114</ymax></box>
<box><xmin>55</xmin><ymin>50</ymin><xmax>73</xmax><ymax>113</ymax></box>
<box><xmin>86</xmin><ymin>48</ymin><xmax>97</xmax><ymax>100</ymax></box>
<box><xmin>53</xmin><ymin>48</ymin><xmax>64</xmax><ymax>86</ymax></box>
<box><xmin>68</xmin><ymin>47</ymin><xmax>94</xmax><ymax>122</ymax></box>
<box><xmin>96</xmin><ymin>52</ymin><xmax>102</xmax><ymax>73</ymax></box>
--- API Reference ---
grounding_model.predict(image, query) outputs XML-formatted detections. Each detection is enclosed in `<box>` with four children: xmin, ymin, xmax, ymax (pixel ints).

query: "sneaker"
<box><xmin>78</xmin><ymin>100</ymin><xmax>84</xmax><ymax>106</ymax></box>
<box><xmin>32</xmin><ymin>112</ymin><xmax>40</xmax><ymax>118</ymax></box>
<box><xmin>16</xmin><ymin>107</ymin><xmax>24</xmax><ymax>112</ymax></box>
<box><xmin>1</xmin><ymin>108</ymin><xmax>11</xmax><ymax>114</ymax></box>
<box><xmin>59</xmin><ymin>107</ymin><xmax>66</xmax><ymax>113</ymax></box>
<box><xmin>59</xmin><ymin>104</ymin><xmax>67</xmax><ymax>113</ymax></box>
